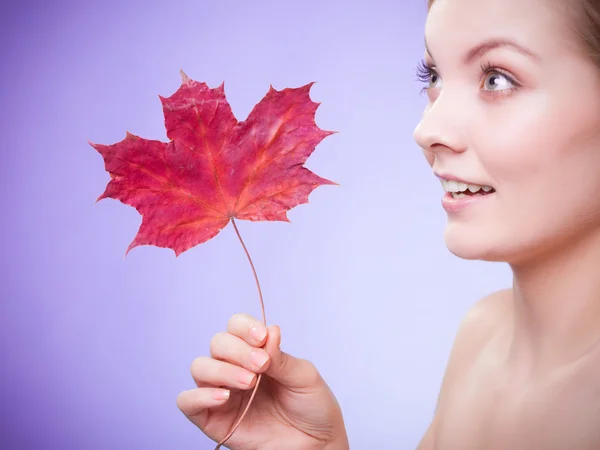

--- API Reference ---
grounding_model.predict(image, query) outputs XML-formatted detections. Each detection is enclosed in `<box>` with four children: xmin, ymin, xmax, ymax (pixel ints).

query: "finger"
<box><xmin>210</xmin><ymin>331</ymin><xmax>271</xmax><ymax>373</ymax></box>
<box><xmin>263</xmin><ymin>325</ymin><xmax>322</xmax><ymax>389</ymax></box>
<box><xmin>176</xmin><ymin>387</ymin><xmax>231</xmax><ymax>418</ymax></box>
<box><xmin>190</xmin><ymin>356</ymin><xmax>257</xmax><ymax>390</ymax></box>
<box><xmin>227</xmin><ymin>313</ymin><xmax>268</xmax><ymax>347</ymax></box>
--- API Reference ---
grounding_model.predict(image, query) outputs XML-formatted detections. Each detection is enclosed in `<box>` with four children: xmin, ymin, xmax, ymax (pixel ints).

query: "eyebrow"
<box><xmin>424</xmin><ymin>37</ymin><xmax>541</xmax><ymax>64</ymax></box>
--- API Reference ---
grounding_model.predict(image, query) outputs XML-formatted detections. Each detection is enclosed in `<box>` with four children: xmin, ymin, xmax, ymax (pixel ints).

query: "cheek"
<box><xmin>472</xmin><ymin>94</ymin><xmax>554</xmax><ymax>184</ymax></box>
<box><xmin>465</xmin><ymin>98</ymin><xmax>600</xmax><ymax>260</ymax></box>
<box><xmin>475</xmin><ymin>95</ymin><xmax>600</xmax><ymax>195</ymax></box>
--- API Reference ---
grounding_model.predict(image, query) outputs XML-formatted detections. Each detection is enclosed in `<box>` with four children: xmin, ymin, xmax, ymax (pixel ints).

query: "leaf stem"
<box><xmin>214</xmin><ymin>217</ymin><xmax>266</xmax><ymax>449</ymax></box>
<box><xmin>231</xmin><ymin>217</ymin><xmax>266</xmax><ymax>325</ymax></box>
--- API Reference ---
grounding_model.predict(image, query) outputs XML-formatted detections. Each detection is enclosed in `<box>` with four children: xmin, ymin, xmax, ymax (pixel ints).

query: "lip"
<box><xmin>434</xmin><ymin>171</ymin><xmax>496</xmax><ymax>213</ymax></box>
<box><xmin>441</xmin><ymin>191</ymin><xmax>494</xmax><ymax>213</ymax></box>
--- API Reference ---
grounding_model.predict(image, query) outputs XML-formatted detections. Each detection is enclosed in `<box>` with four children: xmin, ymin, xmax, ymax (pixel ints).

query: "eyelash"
<box><xmin>415</xmin><ymin>59</ymin><xmax>521</xmax><ymax>96</ymax></box>
<box><xmin>416</xmin><ymin>59</ymin><xmax>435</xmax><ymax>85</ymax></box>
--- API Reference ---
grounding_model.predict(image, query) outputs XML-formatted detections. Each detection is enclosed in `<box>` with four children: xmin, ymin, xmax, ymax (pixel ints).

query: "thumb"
<box><xmin>263</xmin><ymin>325</ymin><xmax>321</xmax><ymax>389</ymax></box>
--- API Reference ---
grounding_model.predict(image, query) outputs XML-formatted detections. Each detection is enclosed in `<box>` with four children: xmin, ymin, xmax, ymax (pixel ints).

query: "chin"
<box><xmin>444</xmin><ymin>234</ymin><xmax>497</xmax><ymax>261</ymax></box>
<box><xmin>443</xmin><ymin>221</ymin><xmax>577</xmax><ymax>266</ymax></box>
<box><xmin>443</xmin><ymin>222</ymin><xmax>512</xmax><ymax>262</ymax></box>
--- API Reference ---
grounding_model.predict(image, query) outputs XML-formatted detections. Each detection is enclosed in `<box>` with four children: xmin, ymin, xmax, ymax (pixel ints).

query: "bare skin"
<box><xmin>179</xmin><ymin>0</ymin><xmax>600</xmax><ymax>447</ymax></box>
<box><xmin>418</xmin><ymin>290</ymin><xmax>600</xmax><ymax>450</ymax></box>
<box><xmin>413</xmin><ymin>0</ymin><xmax>600</xmax><ymax>447</ymax></box>
<box><xmin>176</xmin><ymin>314</ymin><xmax>349</xmax><ymax>450</ymax></box>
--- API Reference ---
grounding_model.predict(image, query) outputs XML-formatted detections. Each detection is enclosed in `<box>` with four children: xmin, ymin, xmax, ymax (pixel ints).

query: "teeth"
<box><xmin>452</xmin><ymin>193</ymin><xmax>467</xmax><ymax>199</ymax></box>
<box><xmin>441</xmin><ymin>179</ymin><xmax>494</xmax><ymax>193</ymax></box>
<box><xmin>447</xmin><ymin>180</ymin><xmax>458</xmax><ymax>192</ymax></box>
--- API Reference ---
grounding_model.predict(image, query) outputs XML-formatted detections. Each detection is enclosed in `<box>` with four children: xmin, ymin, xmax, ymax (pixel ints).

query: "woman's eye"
<box><xmin>482</xmin><ymin>71</ymin><xmax>514</xmax><ymax>91</ymax></box>
<box><xmin>429</xmin><ymin>71</ymin><xmax>442</xmax><ymax>88</ymax></box>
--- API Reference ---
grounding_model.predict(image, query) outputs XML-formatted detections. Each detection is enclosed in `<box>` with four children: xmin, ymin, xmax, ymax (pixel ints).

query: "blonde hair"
<box><xmin>573</xmin><ymin>1</ymin><xmax>600</xmax><ymax>67</ymax></box>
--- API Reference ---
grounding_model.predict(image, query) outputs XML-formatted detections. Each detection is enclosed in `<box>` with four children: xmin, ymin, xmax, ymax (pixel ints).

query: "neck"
<box><xmin>507</xmin><ymin>227</ymin><xmax>600</xmax><ymax>375</ymax></box>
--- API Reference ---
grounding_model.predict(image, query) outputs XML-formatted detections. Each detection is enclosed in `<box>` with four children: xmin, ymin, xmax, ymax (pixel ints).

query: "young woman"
<box><xmin>176</xmin><ymin>0</ymin><xmax>600</xmax><ymax>448</ymax></box>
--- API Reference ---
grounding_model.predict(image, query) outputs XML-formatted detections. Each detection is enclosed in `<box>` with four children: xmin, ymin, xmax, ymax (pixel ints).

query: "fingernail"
<box><xmin>213</xmin><ymin>389</ymin><xmax>230</xmax><ymax>401</ymax></box>
<box><xmin>250</xmin><ymin>325</ymin><xmax>267</xmax><ymax>342</ymax></box>
<box><xmin>250</xmin><ymin>349</ymin><xmax>269</xmax><ymax>369</ymax></box>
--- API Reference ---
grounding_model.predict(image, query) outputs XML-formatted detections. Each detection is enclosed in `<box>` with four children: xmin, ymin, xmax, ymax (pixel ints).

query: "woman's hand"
<box><xmin>176</xmin><ymin>313</ymin><xmax>350</xmax><ymax>450</ymax></box>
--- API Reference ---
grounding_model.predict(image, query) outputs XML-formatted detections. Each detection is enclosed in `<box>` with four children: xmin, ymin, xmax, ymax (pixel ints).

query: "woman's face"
<box><xmin>414</xmin><ymin>0</ymin><xmax>600</xmax><ymax>264</ymax></box>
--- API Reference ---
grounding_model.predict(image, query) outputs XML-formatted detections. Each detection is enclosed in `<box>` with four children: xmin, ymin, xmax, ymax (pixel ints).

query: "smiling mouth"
<box><xmin>441</xmin><ymin>179</ymin><xmax>496</xmax><ymax>199</ymax></box>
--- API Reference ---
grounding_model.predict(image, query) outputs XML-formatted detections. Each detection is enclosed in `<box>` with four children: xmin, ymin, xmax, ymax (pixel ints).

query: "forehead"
<box><xmin>425</xmin><ymin>0</ymin><xmax>575</xmax><ymax>59</ymax></box>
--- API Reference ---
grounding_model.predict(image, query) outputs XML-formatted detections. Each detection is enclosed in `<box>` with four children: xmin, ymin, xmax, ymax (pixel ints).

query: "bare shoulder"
<box><xmin>416</xmin><ymin>289</ymin><xmax>511</xmax><ymax>450</ymax></box>
<box><xmin>440</xmin><ymin>288</ymin><xmax>510</xmax><ymax>384</ymax></box>
<box><xmin>458</xmin><ymin>288</ymin><xmax>511</xmax><ymax>342</ymax></box>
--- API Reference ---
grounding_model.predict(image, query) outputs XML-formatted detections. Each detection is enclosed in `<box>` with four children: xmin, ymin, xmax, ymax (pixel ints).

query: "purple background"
<box><xmin>1</xmin><ymin>0</ymin><xmax>511</xmax><ymax>448</ymax></box>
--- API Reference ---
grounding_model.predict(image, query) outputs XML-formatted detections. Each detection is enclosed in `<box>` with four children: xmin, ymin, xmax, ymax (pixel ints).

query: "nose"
<box><xmin>413</xmin><ymin>90</ymin><xmax>468</xmax><ymax>163</ymax></box>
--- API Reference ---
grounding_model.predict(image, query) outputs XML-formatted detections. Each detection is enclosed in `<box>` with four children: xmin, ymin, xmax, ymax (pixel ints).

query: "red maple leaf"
<box><xmin>89</xmin><ymin>71</ymin><xmax>336</xmax><ymax>449</ymax></box>
<box><xmin>90</xmin><ymin>71</ymin><xmax>336</xmax><ymax>256</ymax></box>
